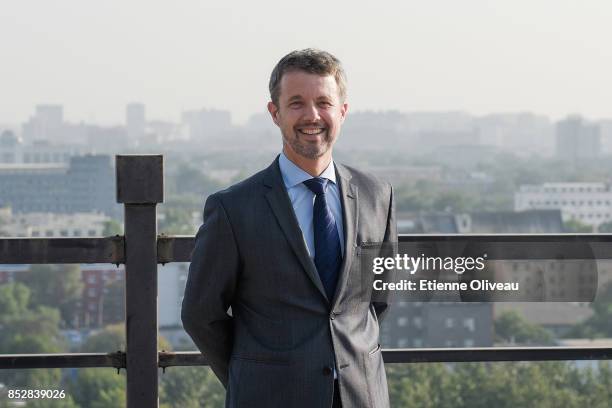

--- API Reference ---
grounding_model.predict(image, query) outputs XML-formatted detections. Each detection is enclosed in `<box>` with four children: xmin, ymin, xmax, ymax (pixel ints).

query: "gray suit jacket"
<box><xmin>182</xmin><ymin>156</ymin><xmax>396</xmax><ymax>408</ymax></box>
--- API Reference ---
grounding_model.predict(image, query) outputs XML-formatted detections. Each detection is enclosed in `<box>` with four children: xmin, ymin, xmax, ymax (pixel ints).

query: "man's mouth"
<box><xmin>297</xmin><ymin>127</ymin><xmax>326</xmax><ymax>136</ymax></box>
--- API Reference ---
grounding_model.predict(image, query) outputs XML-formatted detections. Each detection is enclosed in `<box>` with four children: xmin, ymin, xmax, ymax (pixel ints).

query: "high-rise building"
<box><xmin>0</xmin><ymin>130</ymin><xmax>20</xmax><ymax>163</ymax></box>
<box><xmin>555</xmin><ymin>116</ymin><xmax>601</xmax><ymax>160</ymax></box>
<box><xmin>22</xmin><ymin>104</ymin><xmax>65</xmax><ymax>142</ymax></box>
<box><xmin>36</xmin><ymin>105</ymin><xmax>63</xmax><ymax>127</ymax></box>
<box><xmin>476</xmin><ymin>113</ymin><xmax>553</xmax><ymax>156</ymax></box>
<box><xmin>181</xmin><ymin>108</ymin><xmax>232</xmax><ymax>141</ymax></box>
<box><xmin>126</xmin><ymin>103</ymin><xmax>146</xmax><ymax>140</ymax></box>
<box><xmin>600</xmin><ymin>119</ymin><xmax>612</xmax><ymax>154</ymax></box>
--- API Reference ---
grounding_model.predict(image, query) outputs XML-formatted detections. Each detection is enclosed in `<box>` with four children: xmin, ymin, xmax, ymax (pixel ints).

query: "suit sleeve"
<box><xmin>181</xmin><ymin>194</ymin><xmax>239</xmax><ymax>388</ymax></box>
<box><xmin>373</xmin><ymin>183</ymin><xmax>397</xmax><ymax>324</ymax></box>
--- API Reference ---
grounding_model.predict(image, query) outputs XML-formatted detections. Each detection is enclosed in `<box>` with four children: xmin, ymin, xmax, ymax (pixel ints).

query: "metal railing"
<box><xmin>1</xmin><ymin>155</ymin><xmax>611</xmax><ymax>407</ymax></box>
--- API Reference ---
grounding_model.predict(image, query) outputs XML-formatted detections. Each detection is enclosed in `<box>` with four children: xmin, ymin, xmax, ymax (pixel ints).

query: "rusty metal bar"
<box><xmin>117</xmin><ymin>155</ymin><xmax>163</xmax><ymax>408</ymax></box>
<box><xmin>380</xmin><ymin>346</ymin><xmax>612</xmax><ymax>363</ymax></box>
<box><xmin>0</xmin><ymin>352</ymin><xmax>125</xmax><ymax>369</ymax></box>
<box><xmin>399</xmin><ymin>233</ymin><xmax>612</xmax><ymax>260</ymax></box>
<box><xmin>159</xmin><ymin>347</ymin><xmax>612</xmax><ymax>369</ymax></box>
<box><xmin>3</xmin><ymin>233</ymin><xmax>610</xmax><ymax>267</ymax></box>
<box><xmin>157</xmin><ymin>235</ymin><xmax>194</xmax><ymax>263</ymax></box>
<box><xmin>3</xmin><ymin>346</ymin><xmax>610</xmax><ymax>372</ymax></box>
<box><xmin>155</xmin><ymin>234</ymin><xmax>612</xmax><ymax>265</ymax></box>
<box><xmin>158</xmin><ymin>351</ymin><xmax>208</xmax><ymax>368</ymax></box>
<box><xmin>0</xmin><ymin>236</ymin><xmax>124</xmax><ymax>264</ymax></box>
<box><xmin>400</xmin><ymin>233</ymin><xmax>612</xmax><ymax>242</ymax></box>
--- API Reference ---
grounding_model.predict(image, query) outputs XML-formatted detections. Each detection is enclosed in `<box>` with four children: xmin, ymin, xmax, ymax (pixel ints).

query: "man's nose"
<box><xmin>302</xmin><ymin>103</ymin><xmax>321</xmax><ymax>122</ymax></box>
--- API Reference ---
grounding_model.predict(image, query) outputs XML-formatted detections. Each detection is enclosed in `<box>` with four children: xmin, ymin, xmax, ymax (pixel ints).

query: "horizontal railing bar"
<box><xmin>157</xmin><ymin>234</ymin><xmax>612</xmax><ymax>264</ymax></box>
<box><xmin>399</xmin><ymin>234</ymin><xmax>612</xmax><ymax>260</ymax></box>
<box><xmin>380</xmin><ymin>346</ymin><xmax>612</xmax><ymax>363</ymax></box>
<box><xmin>157</xmin><ymin>235</ymin><xmax>194</xmax><ymax>264</ymax></box>
<box><xmin>400</xmin><ymin>233</ymin><xmax>612</xmax><ymax>240</ymax></box>
<box><xmin>3</xmin><ymin>234</ymin><xmax>611</xmax><ymax>265</ymax></box>
<box><xmin>161</xmin><ymin>348</ymin><xmax>612</xmax><ymax>368</ymax></box>
<box><xmin>159</xmin><ymin>351</ymin><xmax>208</xmax><ymax>368</ymax></box>
<box><xmin>2</xmin><ymin>347</ymin><xmax>610</xmax><ymax>370</ymax></box>
<box><xmin>0</xmin><ymin>236</ymin><xmax>125</xmax><ymax>264</ymax></box>
<box><xmin>0</xmin><ymin>352</ymin><xmax>125</xmax><ymax>369</ymax></box>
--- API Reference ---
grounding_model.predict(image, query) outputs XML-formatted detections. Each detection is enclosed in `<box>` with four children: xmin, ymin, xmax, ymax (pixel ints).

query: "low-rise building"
<box><xmin>0</xmin><ymin>154</ymin><xmax>120</xmax><ymax>217</ymax></box>
<box><xmin>515</xmin><ymin>182</ymin><xmax>612</xmax><ymax>229</ymax></box>
<box><xmin>0</xmin><ymin>208</ymin><xmax>109</xmax><ymax>237</ymax></box>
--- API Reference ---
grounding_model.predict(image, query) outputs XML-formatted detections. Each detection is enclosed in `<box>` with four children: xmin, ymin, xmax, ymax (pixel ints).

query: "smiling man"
<box><xmin>182</xmin><ymin>49</ymin><xmax>396</xmax><ymax>408</ymax></box>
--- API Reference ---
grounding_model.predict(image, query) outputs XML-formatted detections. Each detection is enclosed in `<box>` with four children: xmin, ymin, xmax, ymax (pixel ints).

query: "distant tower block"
<box><xmin>22</xmin><ymin>104</ymin><xmax>64</xmax><ymax>142</ymax></box>
<box><xmin>555</xmin><ymin>115</ymin><xmax>601</xmax><ymax>161</ymax></box>
<box><xmin>126</xmin><ymin>103</ymin><xmax>146</xmax><ymax>140</ymax></box>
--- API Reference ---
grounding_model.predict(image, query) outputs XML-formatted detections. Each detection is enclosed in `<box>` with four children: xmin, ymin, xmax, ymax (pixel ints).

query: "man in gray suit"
<box><xmin>182</xmin><ymin>48</ymin><xmax>396</xmax><ymax>408</ymax></box>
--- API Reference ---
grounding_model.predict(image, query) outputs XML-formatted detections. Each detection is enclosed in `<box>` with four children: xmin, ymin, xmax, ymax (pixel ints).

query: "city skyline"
<box><xmin>1</xmin><ymin>102</ymin><xmax>611</xmax><ymax>131</ymax></box>
<box><xmin>1</xmin><ymin>1</ymin><xmax>611</xmax><ymax>125</ymax></box>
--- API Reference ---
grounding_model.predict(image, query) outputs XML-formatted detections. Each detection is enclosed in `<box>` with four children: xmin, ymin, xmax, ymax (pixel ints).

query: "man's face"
<box><xmin>268</xmin><ymin>71</ymin><xmax>348</xmax><ymax>160</ymax></box>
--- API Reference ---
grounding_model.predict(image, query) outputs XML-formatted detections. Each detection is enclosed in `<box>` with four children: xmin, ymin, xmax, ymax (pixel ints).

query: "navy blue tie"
<box><xmin>303</xmin><ymin>177</ymin><xmax>342</xmax><ymax>301</ymax></box>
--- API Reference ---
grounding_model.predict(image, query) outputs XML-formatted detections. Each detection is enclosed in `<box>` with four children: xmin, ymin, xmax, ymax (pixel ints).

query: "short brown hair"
<box><xmin>269</xmin><ymin>48</ymin><xmax>347</xmax><ymax>106</ymax></box>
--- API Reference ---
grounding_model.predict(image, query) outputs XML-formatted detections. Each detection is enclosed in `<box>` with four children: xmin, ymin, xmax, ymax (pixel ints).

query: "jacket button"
<box><xmin>322</xmin><ymin>366</ymin><xmax>333</xmax><ymax>376</ymax></box>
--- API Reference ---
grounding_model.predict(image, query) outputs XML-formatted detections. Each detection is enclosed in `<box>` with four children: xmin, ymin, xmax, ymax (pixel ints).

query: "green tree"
<box><xmin>563</xmin><ymin>219</ymin><xmax>593</xmax><ymax>233</ymax></box>
<box><xmin>158</xmin><ymin>207</ymin><xmax>196</xmax><ymax>235</ymax></box>
<box><xmin>597</xmin><ymin>221</ymin><xmax>612</xmax><ymax>233</ymax></box>
<box><xmin>0</xmin><ymin>283</ymin><xmax>65</xmax><ymax>390</ymax></box>
<box><xmin>386</xmin><ymin>363</ymin><xmax>460</xmax><ymax>408</ymax></box>
<box><xmin>0</xmin><ymin>281</ymin><xmax>30</xmax><ymax>315</ymax></box>
<box><xmin>80</xmin><ymin>323</ymin><xmax>172</xmax><ymax>353</ymax></box>
<box><xmin>494</xmin><ymin>310</ymin><xmax>554</xmax><ymax>345</ymax></box>
<box><xmin>27</xmin><ymin>396</ymin><xmax>80</xmax><ymax>408</ymax></box>
<box><xmin>14</xmin><ymin>264</ymin><xmax>83</xmax><ymax>328</ymax></box>
<box><xmin>432</xmin><ymin>191</ymin><xmax>477</xmax><ymax>213</ymax></box>
<box><xmin>68</xmin><ymin>368</ymin><xmax>125</xmax><ymax>408</ymax></box>
<box><xmin>102</xmin><ymin>219</ymin><xmax>124</xmax><ymax>236</ymax></box>
<box><xmin>386</xmin><ymin>361</ymin><xmax>612</xmax><ymax>408</ymax></box>
<box><xmin>160</xmin><ymin>367</ymin><xmax>225</xmax><ymax>408</ymax></box>
<box><xmin>566</xmin><ymin>281</ymin><xmax>612</xmax><ymax>338</ymax></box>
<box><xmin>80</xmin><ymin>323</ymin><xmax>125</xmax><ymax>353</ymax></box>
<box><xmin>68</xmin><ymin>324</ymin><xmax>173</xmax><ymax>407</ymax></box>
<box><xmin>168</xmin><ymin>163</ymin><xmax>222</xmax><ymax>196</ymax></box>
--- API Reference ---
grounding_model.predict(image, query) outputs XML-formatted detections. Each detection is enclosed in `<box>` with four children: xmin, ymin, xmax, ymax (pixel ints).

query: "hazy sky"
<box><xmin>1</xmin><ymin>0</ymin><xmax>611</xmax><ymax>125</ymax></box>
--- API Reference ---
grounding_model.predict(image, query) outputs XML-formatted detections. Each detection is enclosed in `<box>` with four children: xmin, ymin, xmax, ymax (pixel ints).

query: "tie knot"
<box><xmin>303</xmin><ymin>177</ymin><xmax>329</xmax><ymax>196</ymax></box>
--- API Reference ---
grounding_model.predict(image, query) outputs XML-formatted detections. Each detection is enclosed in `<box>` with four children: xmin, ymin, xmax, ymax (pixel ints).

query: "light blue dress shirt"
<box><xmin>278</xmin><ymin>152</ymin><xmax>345</xmax><ymax>260</ymax></box>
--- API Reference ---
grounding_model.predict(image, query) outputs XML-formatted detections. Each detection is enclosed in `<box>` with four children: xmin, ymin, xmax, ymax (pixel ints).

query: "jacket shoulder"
<box><xmin>206</xmin><ymin>166</ymin><xmax>268</xmax><ymax>206</ymax></box>
<box><xmin>338</xmin><ymin>163</ymin><xmax>393</xmax><ymax>194</ymax></box>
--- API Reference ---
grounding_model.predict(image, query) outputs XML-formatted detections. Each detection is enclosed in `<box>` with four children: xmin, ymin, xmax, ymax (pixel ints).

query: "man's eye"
<box><xmin>319</xmin><ymin>102</ymin><xmax>332</xmax><ymax>107</ymax></box>
<box><xmin>290</xmin><ymin>102</ymin><xmax>302</xmax><ymax>108</ymax></box>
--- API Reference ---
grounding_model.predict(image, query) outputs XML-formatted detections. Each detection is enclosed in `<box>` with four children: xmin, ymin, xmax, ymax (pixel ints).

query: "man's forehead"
<box><xmin>279</xmin><ymin>71</ymin><xmax>339</xmax><ymax>99</ymax></box>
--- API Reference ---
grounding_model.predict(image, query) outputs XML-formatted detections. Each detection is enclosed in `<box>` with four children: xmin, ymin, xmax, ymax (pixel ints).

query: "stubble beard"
<box><xmin>283</xmin><ymin>129</ymin><xmax>334</xmax><ymax>160</ymax></box>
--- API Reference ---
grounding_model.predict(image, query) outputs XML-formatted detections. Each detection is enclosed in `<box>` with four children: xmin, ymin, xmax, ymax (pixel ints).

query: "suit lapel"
<box><xmin>332</xmin><ymin>164</ymin><xmax>359</xmax><ymax>308</ymax></box>
<box><xmin>263</xmin><ymin>157</ymin><xmax>328</xmax><ymax>301</ymax></box>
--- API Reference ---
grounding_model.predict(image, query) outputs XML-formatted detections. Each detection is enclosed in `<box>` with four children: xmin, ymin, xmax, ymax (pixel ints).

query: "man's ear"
<box><xmin>267</xmin><ymin>101</ymin><xmax>280</xmax><ymax>127</ymax></box>
<box><xmin>340</xmin><ymin>102</ymin><xmax>349</xmax><ymax>124</ymax></box>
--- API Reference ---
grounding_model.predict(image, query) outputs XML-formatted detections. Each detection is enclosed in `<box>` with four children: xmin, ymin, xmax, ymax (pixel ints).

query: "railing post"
<box><xmin>116</xmin><ymin>155</ymin><xmax>163</xmax><ymax>408</ymax></box>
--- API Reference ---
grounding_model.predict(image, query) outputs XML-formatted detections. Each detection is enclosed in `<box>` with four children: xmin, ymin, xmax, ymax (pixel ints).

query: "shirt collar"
<box><xmin>279</xmin><ymin>152</ymin><xmax>337</xmax><ymax>189</ymax></box>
